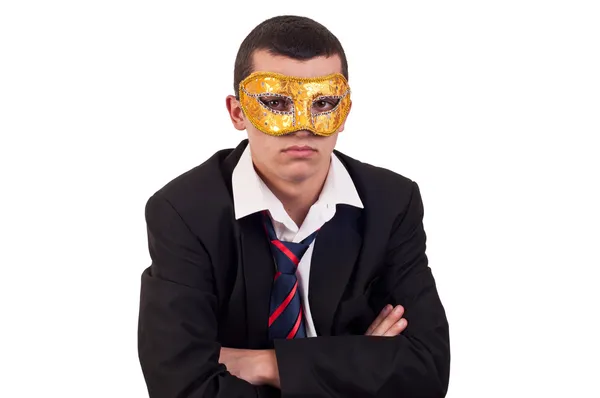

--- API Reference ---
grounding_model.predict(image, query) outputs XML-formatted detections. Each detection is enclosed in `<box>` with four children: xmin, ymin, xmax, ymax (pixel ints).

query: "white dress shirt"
<box><xmin>231</xmin><ymin>144</ymin><xmax>363</xmax><ymax>337</ymax></box>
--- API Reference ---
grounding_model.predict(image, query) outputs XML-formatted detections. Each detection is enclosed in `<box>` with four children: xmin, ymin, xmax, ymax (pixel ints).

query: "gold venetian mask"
<box><xmin>238</xmin><ymin>71</ymin><xmax>351</xmax><ymax>137</ymax></box>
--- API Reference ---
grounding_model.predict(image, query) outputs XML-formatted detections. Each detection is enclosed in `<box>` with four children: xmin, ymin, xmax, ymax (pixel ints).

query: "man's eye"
<box><xmin>312</xmin><ymin>98</ymin><xmax>340</xmax><ymax>113</ymax></box>
<box><xmin>259</xmin><ymin>97</ymin><xmax>292</xmax><ymax>112</ymax></box>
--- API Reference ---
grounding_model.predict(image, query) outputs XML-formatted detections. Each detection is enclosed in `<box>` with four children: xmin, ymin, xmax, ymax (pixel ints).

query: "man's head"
<box><xmin>226</xmin><ymin>15</ymin><xmax>350</xmax><ymax>184</ymax></box>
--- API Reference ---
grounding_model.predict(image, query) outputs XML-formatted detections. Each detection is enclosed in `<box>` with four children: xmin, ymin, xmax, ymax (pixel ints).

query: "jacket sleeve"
<box><xmin>273</xmin><ymin>181</ymin><xmax>450</xmax><ymax>398</ymax></box>
<box><xmin>137</xmin><ymin>192</ymin><xmax>278</xmax><ymax>398</ymax></box>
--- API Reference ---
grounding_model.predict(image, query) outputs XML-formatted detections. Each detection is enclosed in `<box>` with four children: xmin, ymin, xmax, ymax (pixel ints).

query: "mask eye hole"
<box><xmin>312</xmin><ymin>96</ymin><xmax>341</xmax><ymax>114</ymax></box>
<box><xmin>258</xmin><ymin>96</ymin><xmax>293</xmax><ymax>113</ymax></box>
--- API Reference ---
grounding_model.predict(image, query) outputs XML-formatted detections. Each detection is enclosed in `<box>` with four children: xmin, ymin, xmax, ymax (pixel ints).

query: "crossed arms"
<box><xmin>219</xmin><ymin>303</ymin><xmax>411</xmax><ymax>388</ymax></box>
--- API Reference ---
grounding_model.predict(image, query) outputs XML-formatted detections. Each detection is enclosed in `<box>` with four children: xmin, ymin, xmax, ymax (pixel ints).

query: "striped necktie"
<box><xmin>262</xmin><ymin>211</ymin><xmax>318</xmax><ymax>340</ymax></box>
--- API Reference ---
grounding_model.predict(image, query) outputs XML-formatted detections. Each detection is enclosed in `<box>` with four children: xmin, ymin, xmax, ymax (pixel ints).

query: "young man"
<box><xmin>138</xmin><ymin>15</ymin><xmax>450</xmax><ymax>398</ymax></box>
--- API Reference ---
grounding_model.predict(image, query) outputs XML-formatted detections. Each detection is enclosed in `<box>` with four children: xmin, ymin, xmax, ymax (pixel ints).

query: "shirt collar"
<box><xmin>231</xmin><ymin>144</ymin><xmax>363</xmax><ymax>221</ymax></box>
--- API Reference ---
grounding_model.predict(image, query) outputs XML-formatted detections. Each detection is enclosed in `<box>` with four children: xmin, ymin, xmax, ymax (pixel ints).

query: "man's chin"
<box><xmin>281</xmin><ymin>167</ymin><xmax>315</xmax><ymax>184</ymax></box>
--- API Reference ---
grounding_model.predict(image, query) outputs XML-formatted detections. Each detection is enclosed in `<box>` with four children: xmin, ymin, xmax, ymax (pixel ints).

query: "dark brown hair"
<box><xmin>233</xmin><ymin>15</ymin><xmax>349</xmax><ymax>98</ymax></box>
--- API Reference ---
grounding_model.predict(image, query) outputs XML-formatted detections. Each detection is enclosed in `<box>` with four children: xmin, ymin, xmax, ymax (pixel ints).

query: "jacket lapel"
<box><xmin>309</xmin><ymin>205</ymin><xmax>363</xmax><ymax>336</ymax></box>
<box><xmin>236</xmin><ymin>213</ymin><xmax>275</xmax><ymax>349</ymax></box>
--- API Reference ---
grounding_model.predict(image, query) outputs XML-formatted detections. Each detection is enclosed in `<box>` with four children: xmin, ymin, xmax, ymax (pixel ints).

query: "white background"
<box><xmin>1</xmin><ymin>1</ymin><xmax>599</xmax><ymax>397</ymax></box>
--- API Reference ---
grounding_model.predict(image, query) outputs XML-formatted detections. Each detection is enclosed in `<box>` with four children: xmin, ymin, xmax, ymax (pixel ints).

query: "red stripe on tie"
<box><xmin>274</xmin><ymin>271</ymin><xmax>281</xmax><ymax>281</ymax></box>
<box><xmin>287</xmin><ymin>307</ymin><xmax>303</xmax><ymax>339</ymax></box>
<box><xmin>268</xmin><ymin>281</ymin><xmax>298</xmax><ymax>327</ymax></box>
<box><xmin>271</xmin><ymin>239</ymin><xmax>300</xmax><ymax>265</ymax></box>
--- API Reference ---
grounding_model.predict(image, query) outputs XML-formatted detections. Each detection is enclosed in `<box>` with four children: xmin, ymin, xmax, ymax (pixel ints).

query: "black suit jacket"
<box><xmin>138</xmin><ymin>139</ymin><xmax>450</xmax><ymax>398</ymax></box>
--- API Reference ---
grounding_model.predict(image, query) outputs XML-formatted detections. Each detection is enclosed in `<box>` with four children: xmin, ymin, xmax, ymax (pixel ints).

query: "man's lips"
<box><xmin>283</xmin><ymin>145</ymin><xmax>316</xmax><ymax>152</ymax></box>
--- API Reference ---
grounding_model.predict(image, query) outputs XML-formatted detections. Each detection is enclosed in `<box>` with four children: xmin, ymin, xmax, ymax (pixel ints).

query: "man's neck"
<box><xmin>255</xmin><ymin>162</ymin><xmax>330</xmax><ymax>227</ymax></box>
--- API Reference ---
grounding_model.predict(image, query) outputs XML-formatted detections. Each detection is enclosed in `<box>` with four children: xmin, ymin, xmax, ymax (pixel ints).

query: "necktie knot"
<box><xmin>261</xmin><ymin>211</ymin><xmax>318</xmax><ymax>270</ymax></box>
<box><xmin>270</xmin><ymin>240</ymin><xmax>310</xmax><ymax>274</ymax></box>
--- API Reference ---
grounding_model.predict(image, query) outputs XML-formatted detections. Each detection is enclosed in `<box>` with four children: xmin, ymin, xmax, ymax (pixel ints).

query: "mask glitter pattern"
<box><xmin>239</xmin><ymin>71</ymin><xmax>351</xmax><ymax>137</ymax></box>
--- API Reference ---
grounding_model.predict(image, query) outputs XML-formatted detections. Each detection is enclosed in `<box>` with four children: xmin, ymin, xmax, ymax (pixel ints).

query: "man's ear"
<box><xmin>226</xmin><ymin>95</ymin><xmax>246</xmax><ymax>131</ymax></box>
<box><xmin>337</xmin><ymin>100</ymin><xmax>352</xmax><ymax>133</ymax></box>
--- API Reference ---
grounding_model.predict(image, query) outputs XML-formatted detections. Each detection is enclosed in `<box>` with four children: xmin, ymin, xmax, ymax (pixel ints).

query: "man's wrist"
<box><xmin>259</xmin><ymin>349</ymin><xmax>280</xmax><ymax>388</ymax></box>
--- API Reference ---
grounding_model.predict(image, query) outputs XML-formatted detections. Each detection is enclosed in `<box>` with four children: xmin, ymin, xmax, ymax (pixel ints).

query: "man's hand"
<box><xmin>219</xmin><ymin>347</ymin><xmax>280</xmax><ymax>388</ymax></box>
<box><xmin>365</xmin><ymin>304</ymin><xmax>408</xmax><ymax>336</ymax></box>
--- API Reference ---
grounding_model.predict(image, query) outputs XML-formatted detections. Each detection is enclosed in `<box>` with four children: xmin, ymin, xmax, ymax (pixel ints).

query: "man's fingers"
<box><xmin>371</xmin><ymin>305</ymin><xmax>405</xmax><ymax>336</ymax></box>
<box><xmin>383</xmin><ymin>318</ymin><xmax>408</xmax><ymax>337</ymax></box>
<box><xmin>365</xmin><ymin>304</ymin><xmax>392</xmax><ymax>335</ymax></box>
